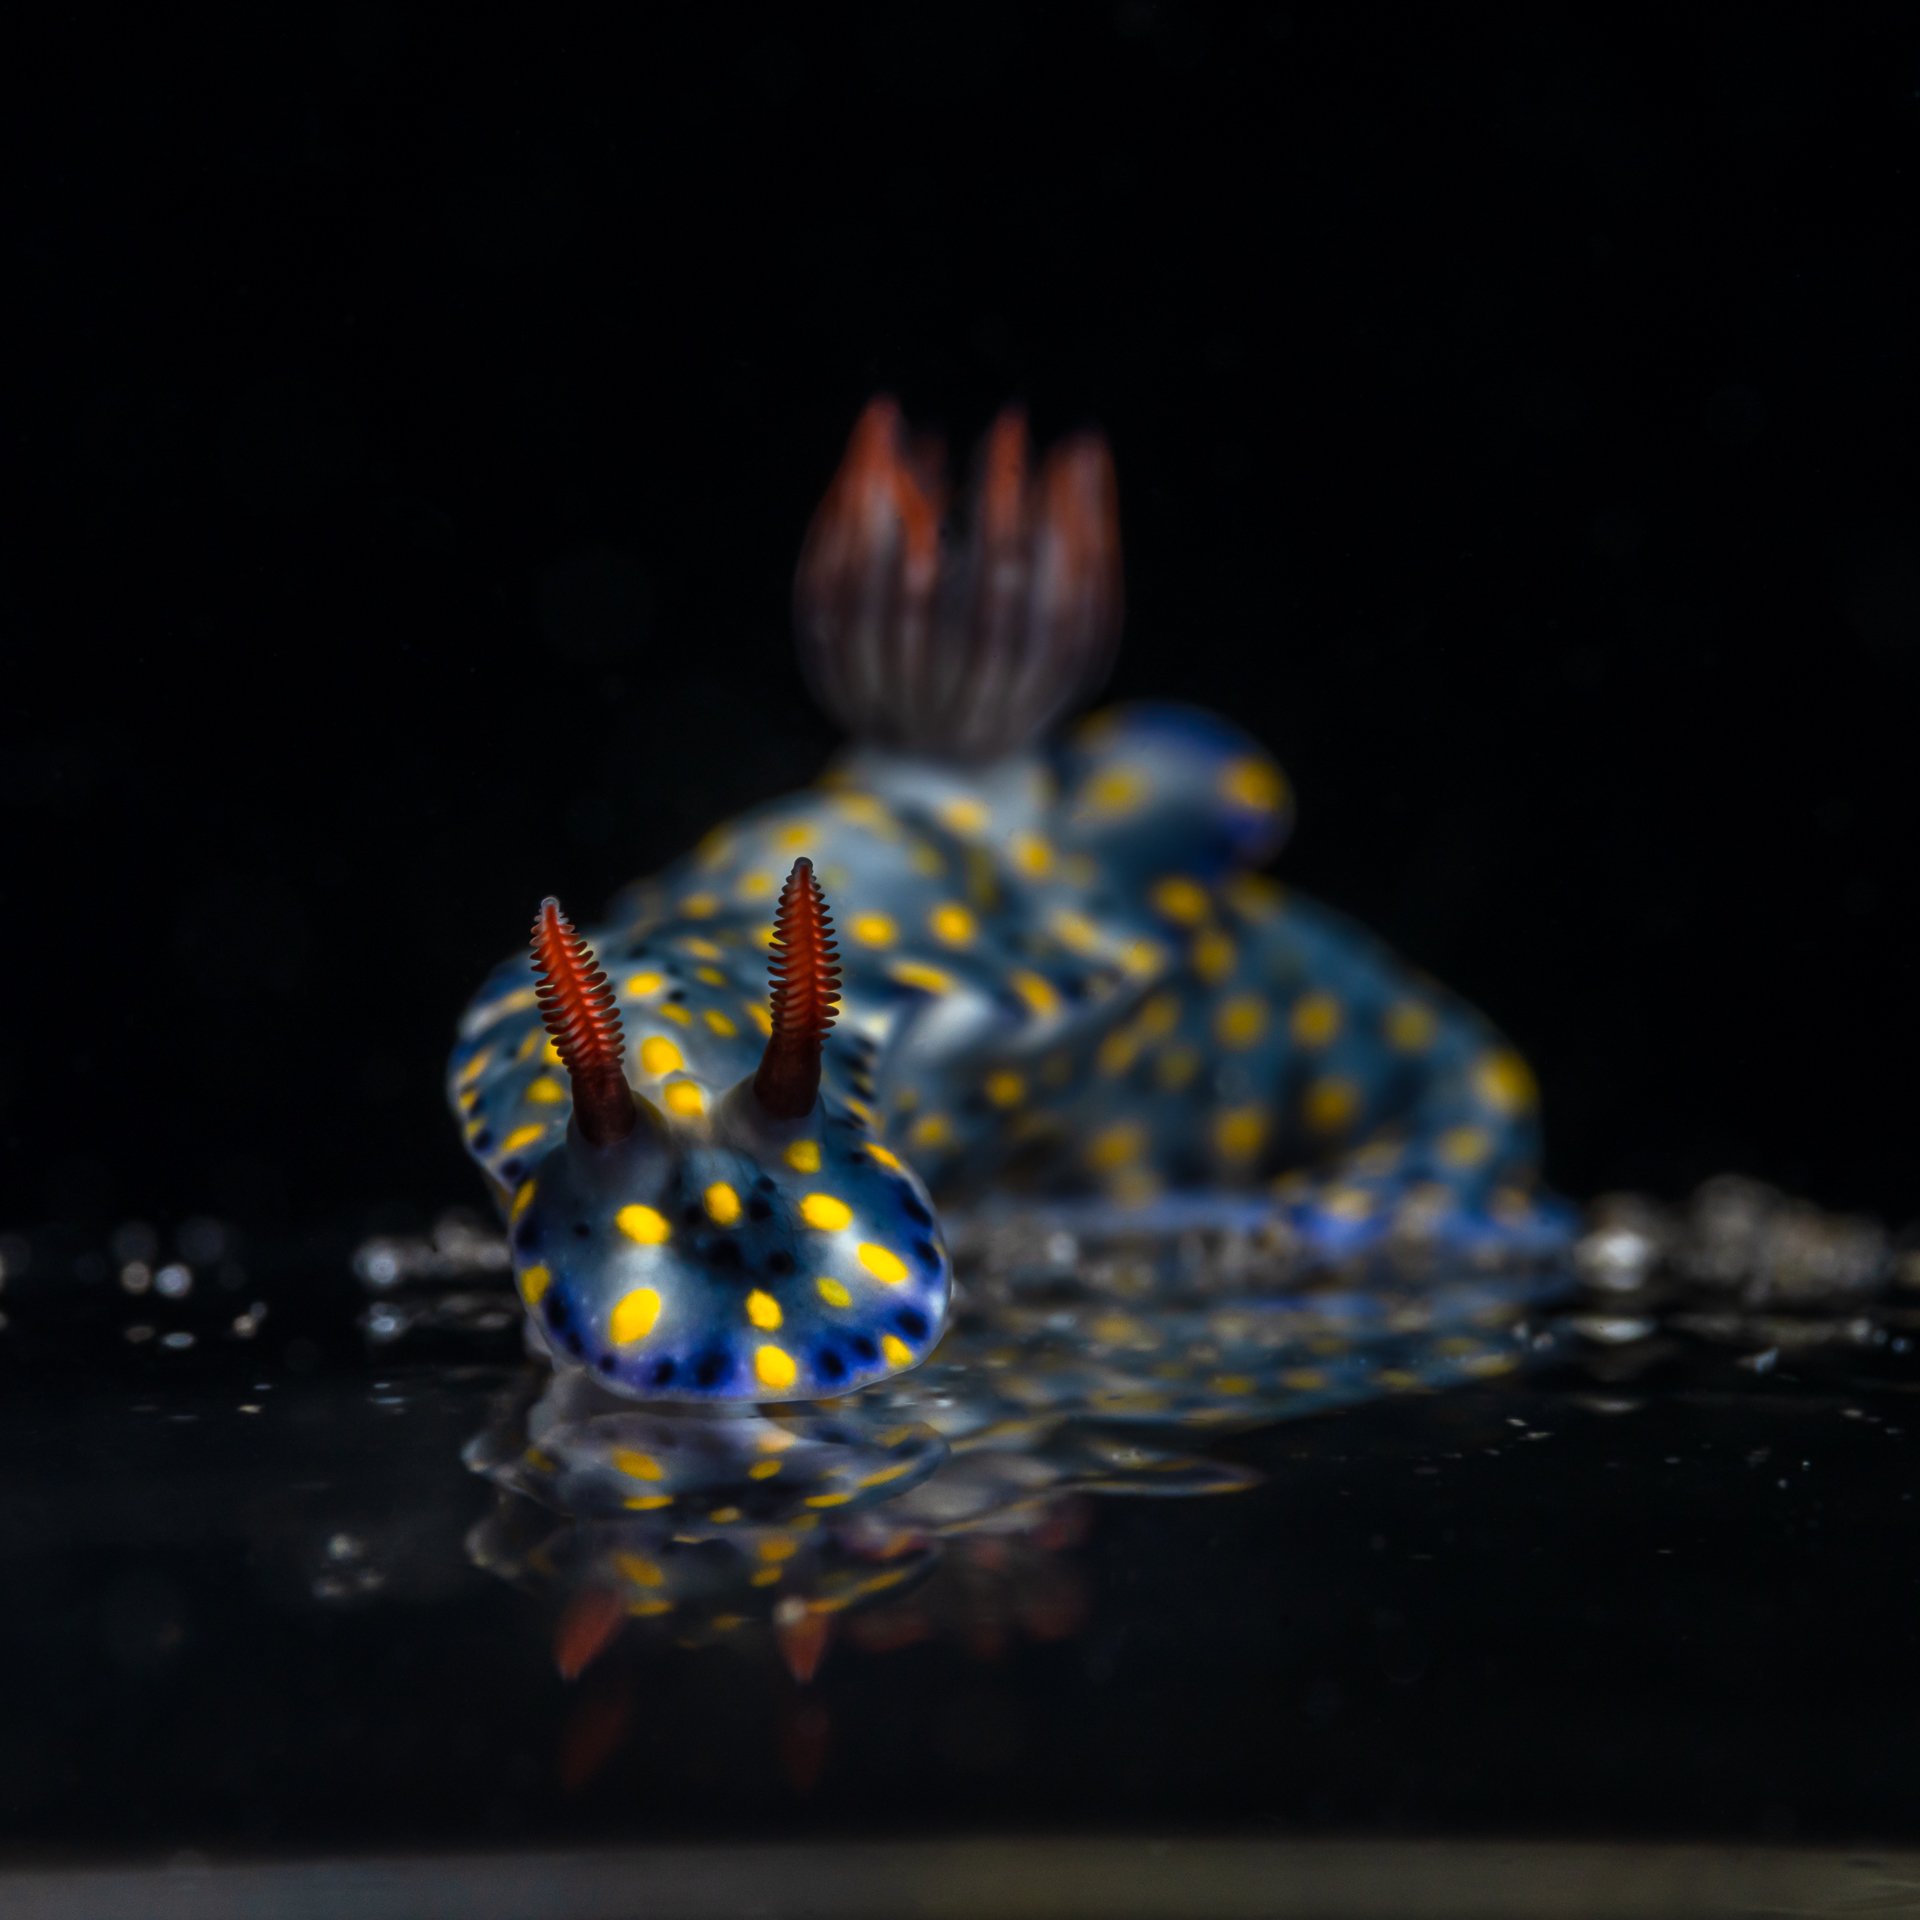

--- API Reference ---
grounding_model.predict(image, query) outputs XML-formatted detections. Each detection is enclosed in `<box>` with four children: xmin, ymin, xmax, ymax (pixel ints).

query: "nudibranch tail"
<box><xmin>752</xmin><ymin>856</ymin><xmax>842</xmax><ymax>1120</ymax></box>
<box><xmin>530</xmin><ymin>897</ymin><xmax>638</xmax><ymax>1144</ymax></box>
<box><xmin>795</xmin><ymin>396</ymin><xmax>1122</xmax><ymax>761</ymax></box>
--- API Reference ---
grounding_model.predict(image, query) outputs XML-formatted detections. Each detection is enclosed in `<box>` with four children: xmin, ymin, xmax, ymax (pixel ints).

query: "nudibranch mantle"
<box><xmin>450</xmin><ymin>400</ymin><xmax>1560</xmax><ymax>1404</ymax></box>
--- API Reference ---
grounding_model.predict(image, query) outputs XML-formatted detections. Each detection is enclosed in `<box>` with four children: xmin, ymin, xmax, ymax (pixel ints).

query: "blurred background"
<box><xmin>6</xmin><ymin>7</ymin><xmax>1916</xmax><ymax>1238</ymax></box>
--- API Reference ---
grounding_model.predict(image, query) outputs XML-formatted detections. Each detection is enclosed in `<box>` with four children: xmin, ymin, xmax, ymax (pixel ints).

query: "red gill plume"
<box><xmin>794</xmin><ymin>396</ymin><xmax>1122</xmax><ymax>760</ymax></box>
<box><xmin>753</xmin><ymin>857</ymin><xmax>842</xmax><ymax>1120</ymax></box>
<box><xmin>530</xmin><ymin>898</ymin><xmax>637</xmax><ymax>1144</ymax></box>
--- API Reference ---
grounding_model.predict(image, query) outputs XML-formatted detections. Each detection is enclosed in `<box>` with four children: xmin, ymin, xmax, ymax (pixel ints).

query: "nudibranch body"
<box><xmin>450</xmin><ymin>401</ymin><xmax>1561</xmax><ymax>1403</ymax></box>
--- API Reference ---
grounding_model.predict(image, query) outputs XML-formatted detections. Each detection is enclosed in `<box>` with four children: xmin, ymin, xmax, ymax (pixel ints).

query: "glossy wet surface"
<box><xmin>1</xmin><ymin>1181</ymin><xmax>1915</xmax><ymax>1895</ymax></box>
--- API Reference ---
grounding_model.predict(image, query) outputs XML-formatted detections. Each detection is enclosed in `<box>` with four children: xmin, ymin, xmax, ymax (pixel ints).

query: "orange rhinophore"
<box><xmin>530</xmin><ymin>898</ymin><xmax>637</xmax><ymax>1144</ymax></box>
<box><xmin>794</xmin><ymin>395</ymin><xmax>1122</xmax><ymax>759</ymax></box>
<box><xmin>752</xmin><ymin>857</ymin><xmax>842</xmax><ymax>1120</ymax></box>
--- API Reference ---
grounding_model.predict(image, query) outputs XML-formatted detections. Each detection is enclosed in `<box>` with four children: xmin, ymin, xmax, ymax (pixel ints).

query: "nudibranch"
<box><xmin>450</xmin><ymin>397</ymin><xmax>1563</xmax><ymax>1403</ymax></box>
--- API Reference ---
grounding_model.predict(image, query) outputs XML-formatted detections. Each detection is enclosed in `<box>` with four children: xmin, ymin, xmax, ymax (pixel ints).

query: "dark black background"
<box><xmin>8</xmin><ymin>8</ymin><xmax>1917</xmax><ymax>1239</ymax></box>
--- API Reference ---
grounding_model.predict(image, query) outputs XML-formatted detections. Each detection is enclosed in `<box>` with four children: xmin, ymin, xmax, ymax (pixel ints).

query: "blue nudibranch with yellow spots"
<box><xmin>449</xmin><ymin>399</ymin><xmax>1563</xmax><ymax>1403</ymax></box>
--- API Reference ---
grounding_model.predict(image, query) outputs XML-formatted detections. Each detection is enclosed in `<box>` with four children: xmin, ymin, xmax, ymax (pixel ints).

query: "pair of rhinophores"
<box><xmin>449</xmin><ymin>399</ymin><xmax>1567</xmax><ymax>1404</ymax></box>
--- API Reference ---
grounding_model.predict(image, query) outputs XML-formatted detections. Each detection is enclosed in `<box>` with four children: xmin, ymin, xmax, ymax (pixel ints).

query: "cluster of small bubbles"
<box><xmin>1579</xmin><ymin>1176</ymin><xmax>1896</xmax><ymax>1305</ymax></box>
<box><xmin>352</xmin><ymin>1210</ymin><xmax>509</xmax><ymax>1291</ymax></box>
<box><xmin>312</xmin><ymin>1531</ymin><xmax>386</xmax><ymax>1603</ymax></box>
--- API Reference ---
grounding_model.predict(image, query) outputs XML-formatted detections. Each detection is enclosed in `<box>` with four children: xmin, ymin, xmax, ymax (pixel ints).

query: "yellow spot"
<box><xmin>659</xmin><ymin>1002</ymin><xmax>691</xmax><ymax>1026</ymax></box>
<box><xmin>457</xmin><ymin>1048</ymin><xmax>492</xmax><ymax>1087</ymax></box>
<box><xmin>1323</xmin><ymin>1186</ymin><xmax>1374</xmax><ymax>1221</ymax></box>
<box><xmin>1096</xmin><ymin>1028</ymin><xmax>1140</xmax><ymax>1078</ymax></box>
<box><xmin>1156</xmin><ymin>1045</ymin><xmax>1201</xmax><ymax>1091</ymax></box>
<box><xmin>1009</xmin><ymin>969</ymin><xmax>1061</xmax><ymax>1018</ymax></box>
<box><xmin>1291</xmin><ymin>991</ymin><xmax>1343</xmax><ymax>1048</ymax></box>
<box><xmin>774</xmin><ymin>821</ymin><xmax>816</xmax><ymax>851</ymax></box>
<box><xmin>746</xmin><ymin>1289</ymin><xmax>783</xmax><ymax>1329</ymax></box>
<box><xmin>703</xmin><ymin>1007</ymin><xmax>737</xmax><ymax>1036</ymax></box>
<box><xmin>801</xmin><ymin>1192</ymin><xmax>852</xmax><ymax>1231</ymax></box>
<box><xmin>640</xmin><ymin>1036</ymin><xmax>683</xmax><ymax>1076</ymax></box>
<box><xmin>609</xmin><ymin>1287</ymin><xmax>663</xmax><ymax>1344</ymax></box>
<box><xmin>748</xmin><ymin>1460</ymin><xmax>783</xmax><ymax>1481</ymax></box>
<box><xmin>881</xmin><ymin>1334</ymin><xmax>914</xmax><ymax>1369</ymax></box>
<box><xmin>746</xmin><ymin>1001</ymin><xmax>774</xmax><ymax>1036</ymax></box>
<box><xmin>1439</xmin><ymin>1124</ymin><xmax>1493</xmax><ymax>1168</ymax></box>
<box><xmin>1120</xmin><ymin>937</ymin><xmax>1167</xmax><ymax>978</ymax></box>
<box><xmin>909</xmin><ymin>1113</ymin><xmax>953</xmax><ymax>1150</ymax></box>
<box><xmin>848</xmin><ymin>911</ymin><xmax>896</xmax><ymax>946</ymax></box>
<box><xmin>1193</xmin><ymin>930</ymin><xmax>1236</xmax><ymax>984</ymax></box>
<box><xmin>1087</xmin><ymin>1122</ymin><xmax>1146</xmax><ymax>1170</ymax></box>
<box><xmin>1385</xmin><ymin>1000</ymin><xmax>1439</xmax><ymax>1051</ymax></box>
<box><xmin>1220</xmin><ymin>756</ymin><xmax>1288</xmax><ymax>812</ymax></box>
<box><xmin>509</xmin><ymin>1180</ymin><xmax>538</xmax><ymax>1224</ymax></box>
<box><xmin>704</xmin><ymin>1182</ymin><xmax>741</xmax><ymax>1226</ymax></box>
<box><xmin>1281</xmin><ymin>1368</ymin><xmax>1329</xmax><ymax>1392</ymax></box>
<box><xmin>1150</xmin><ymin>875</ymin><xmax>1211</xmax><ymax>924</ymax></box>
<box><xmin>613</xmin><ymin>1552</ymin><xmax>666</xmax><ymax>1590</ymax></box>
<box><xmin>754</xmin><ymin>1344</ymin><xmax>798</xmax><ymax>1391</ymax></box>
<box><xmin>1051</xmin><ymin>909</ymin><xmax>1102</xmax><ymax>954</ymax></box>
<box><xmin>519</xmin><ymin>1264</ymin><xmax>551</xmax><ymax>1306</ymax></box>
<box><xmin>625</xmin><ymin>969</ymin><xmax>665</xmax><ymax>997</ymax></box>
<box><xmin>1304</xmin><ymin>1076</ymin><xmax>1361</xmax><ymax>1134</ymax></box>
<box><xmin>1084</xmin><ymin>767</ymin><xmax>1147</xmax><ymax>815</ymax></box>
<box><xmin>681</xmin><ymin>892</ymin><xmax>720</xmax><ymax>918</ymax></box>
<box><xmin>891</xmin><ymin>961</ymin><xmax>954</xmax><ymax>994</ymax></box>
<box><xmin>1216</xmin><ymin>994</ymin><xmax>1269</xmax><ymax>1049</ymax></box>
<box><xmin>909</xmin><ymin>843</ymin><xmax>945</xmax><ymax>877</ymax></box>
<box><xmin>683</xmin><ymin>937</ymin><xmax>723</xmax><ymax>961</ymax></box>
<box><xmin>615</xmin><ymin>1205</ymin><xmax>670</xmax><ymax>1245</ymax></box>
<box><xmin>857</xmin><ymin>1242</ymin><xmax>910</xmax><ymax>1285</ymax></box>
<box><xmin>1473</xmin><ymin>1048</ymin><xmax>1538</xmax><ymax>1115</ymax></box>
<box><xmin>785</xmin><ymin>1138</ymin><xmax>822</xmax><ymax>1173</ymax></box>
<box><xmin>1010</xmin><ymin>831</ymin><xmax>1053</xmax><ymax>877</ymax></box>
<box><xmin>984</xmin><ymin>1069</ymin><xmax>1025</xmax><ymax>1108</ymax></box>
<box><xmin>624</xmin><ymin>1494</ymin><xmax>673</xmax><ymax>1512</ymax></box>
<box><xmin>866</xmin><ymin>1143</ymin><xmax>904</xmax><ymax>1170</ymax></box>
<box><xmin>1211</xmin><ymin>1373</ymin><xmax>1257</xmax><ymax>1396</ymax></box>
<box><xmin>735</xmin><ymin>869</ymin><xmax>776</xmax><ymax>899</ymax></box>
<box><xmin>542</xmin><ymin>1035</ymin><xmax>563</xmax><ymax>1065</ymax></box>
<box><xmin>1212</xmin><ymin>1107</ymin><xmax>1268</xmax><ymax>1162</ymax></box>
<box><xmin>611</xmin><ymin>1448</ymin><xmax>664</xmax><ymax>1481</ymax></box>
<box><xmin>515</xmin><ymin>1031</ymin><xmax>542</xmax><ymax>1062</ymax></box>
<box><xmin>526</xmin><ymin>1076</ymin><xmax>564</xmax><ymax>1105</ymax></box>
<box><xmin>499</xmin><ymin>1124</ymin><xmax>543</xmax><ymax>1154</ymax></box>
<box><xmin>816</xmin><ymin>1276</ymin><xmax>852</xmax><ymax>1308</ymax></box>
<box><xmin>696</xmin><ymin>966</ymin><xmax>727</xmax><ymax>988</ymax></box>
<box><xmin>664</xmin><ymin>1080</ymin><xmax>706</xmax><ymax>1117</ymax></box>
<box><xmin>749</xmin><ymin>1565</ymin><xmax>782</xmax><ymax>1586</ymax></box>
<box><xmin>938</xmin><ymin>796</ymin><xmax>989</xmax><ymax>834</ymax></box>
<box><xmin>929</xmin><ymin>902</ymin><xmax>976</xmax><ymax>945</ymax></box>
<box><xmin>695</xmin><ymin>828</ymin><xmax>733</xmax><ymax>868</ymax></box>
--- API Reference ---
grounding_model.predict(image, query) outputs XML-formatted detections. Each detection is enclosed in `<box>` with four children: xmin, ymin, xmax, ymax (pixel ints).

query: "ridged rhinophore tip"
<box><xmin>752</xmin><ymin>857</ymin><xmax>842</xmax><ymax>1120</ymax></box>
<box><xmin>795</xmin><ymin>397</ymin><xmax>1123</xmax><ymax>760</ymax></box>
<box><xmin>529</xmin><ymin>897</ymin><xmax>638</xmax><ymax>1144</ymax></box>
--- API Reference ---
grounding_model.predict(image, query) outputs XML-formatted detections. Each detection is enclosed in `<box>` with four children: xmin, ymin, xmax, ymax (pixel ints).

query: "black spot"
<box><xmin>561</xmin><ymin>1329</ymin><xmax>585</xmax><ymax>1357</ymax></box>
<box><xmin>766</xmin><ymin>1249</ymin><xmax>795</xmax><ymax>1277</ymax></box>
<box><xmin>514</xmin><ymin>1219</ymin><xmax>542</xmax><ymax>1251</ymax></box>
<box><xmin>747</xmin><ymin>1195</ymin><xmax>772</xmax><ymax>1222</ymax></box>
<box><xmin>500</xmin><ymin>1158</ymin><xmax>524</xmax><ymax>1182</ymax></box>
<box><xmin>667</xmin><ymin>988</ymin><xmax>686</xmax><ymax>1003</ymax></box>
<box><xmin>596</xmin><ymin>1355</ymin><xmax>616</xmax><ymax>1375</ymax></box>
<box><xmin>754</xmin><ymin>1173</ymin><xmax>777</xmax><ymax>1192</ymax></box>
<box><xmin>816</xmin><ymin>1347</ymin><xmax>847</xmax><ymax>1383</ymax></box>
<box><xmin>680</xmin><ymin>1202</ymin><xmax>705</xmax><ymax>1225</ymax></box>
<box><xmin>472</xmin><ymin>1129</ymin><xmax>494</xmax><ymax>1150</ymax></box>
<box><xmin>542</xmin><ymin>1292</ymin><xmax>567</xmax><ymax>1330</ymax></box>
<box><xmin>705</xmin><ymin>1238</ymin><xmax>743</xmax><ymax>1270</ymax></box>
<box><xmin>572</xmin><ymin>1221</ymin><xmax>592</xmax><ymax>1240</ymax></box>
<box><xmin>849</xmin><ymin>1333</ymin><xmax>878</xmax><ymax>1363</ymax></box>
<box><xmin>912</xmin><ymin>1238</ymin><xmax>937</xmax><ymax>1264</ymax></box>
<box><xmin>899</xmin><ymin>1191</ymin><xmax>934</xmax><ymax>1228</ymax></box>
<box><xmin>692</xmin><ymin>1347</ymin><xmax>730</xmax><ymax>1389</ymax></box>
<box><xmin>647</xmin><ymin>1357</ymin><xmax>677</xmax><ymax>1388</ymax></box>
<box><xmin>895</xmin><ymin>1307</ymin><xmax>930</xmax><ymax>1339</ymax></box>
